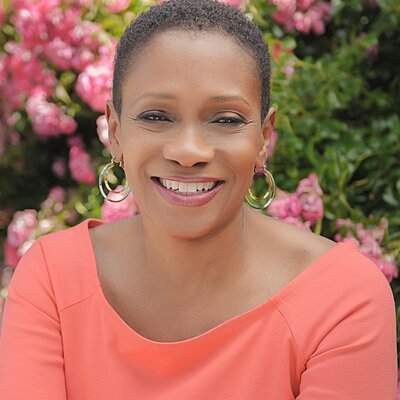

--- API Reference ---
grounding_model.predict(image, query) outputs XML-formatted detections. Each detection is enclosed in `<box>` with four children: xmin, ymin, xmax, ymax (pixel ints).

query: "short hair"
<box><xmin>112</xmin><ymin>0</ymin><xmax>271</xmax><ymax>121</ymax></box>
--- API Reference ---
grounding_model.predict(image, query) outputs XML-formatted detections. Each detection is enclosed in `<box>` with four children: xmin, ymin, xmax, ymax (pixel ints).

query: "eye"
<box><xmin>213</xmin><ymin>116</ymin><xmax>246</xmax><ymax>125</ymax></box>
<box><xmin>134</xmin><ymin>112</ymin><xmax>171</xmax><ymax>122</ymax></box>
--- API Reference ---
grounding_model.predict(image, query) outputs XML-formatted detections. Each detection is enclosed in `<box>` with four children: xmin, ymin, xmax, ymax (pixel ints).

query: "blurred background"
<box><xmin>0</xmin><ymin>0</ymin><xmax>399</xmax><ymax>382</ymax></box>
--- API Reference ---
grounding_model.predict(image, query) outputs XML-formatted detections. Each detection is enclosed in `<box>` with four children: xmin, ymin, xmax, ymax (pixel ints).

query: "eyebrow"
<box><xmin>129</xmin><ymin>93</ymin><xmax>251</xmax><ymax>108</ymax></box>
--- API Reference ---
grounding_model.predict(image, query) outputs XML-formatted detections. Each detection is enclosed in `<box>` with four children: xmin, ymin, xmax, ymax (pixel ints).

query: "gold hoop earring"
<box><xmin>244</xmin><ymin>163</ymin><xmax>275</xmax><ymax>209</ymax></box>
<box><xmin>98</xmin><ymin>157</ymin><xmax>131</xmax><ymax>203</ymax></box>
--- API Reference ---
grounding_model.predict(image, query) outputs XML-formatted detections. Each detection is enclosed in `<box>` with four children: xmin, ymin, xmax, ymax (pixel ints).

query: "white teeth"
<box><xmin>159</xmin><ymin>178</ymin><xmax>218</xmax><ymax>193</ymax></box>
<box><xmin>178</xmin><ymin>182</ymin><xmax>188</xmax><ymax>192</ymax></box>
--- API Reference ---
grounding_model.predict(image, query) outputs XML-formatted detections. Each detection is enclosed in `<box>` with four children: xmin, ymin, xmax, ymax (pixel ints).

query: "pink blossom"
<box><xmin>43</xmin><ymin>37</ymin><xmax>75</xmax><ymax>70</ymax></box>
<box><xmin>2</xmin><ymin>43</ymin><xmax>56</xmax><ymax>110</ymax></box>
<box><xmin>374</xmin><ymin>254</ymin><xmax>398</xmax><ymax>282</ymax></box>
<box><xmin>52</xmin><ymin>157</ymin><xmax>67</xmax><ymax>178</ymax></box>
<box><xmin>269</xmin><ymin>0</ymin><xmax>332</xmax><ymax>35</ymax></box>
<box><xmin>96</xmin><ymin>114</ymin><xmax>111</xmax><ymax>149</ymax></box>
<box><xmin>101</xmin><ymin>187</ymin><xmax>140</xmax><ymax>222</ymax></box>
<box><xmin>26</xmin><ymin>89</ymin><xmax>77</xmax><ymax>139</ymax></box>
<box><xmin>334</xmin><ymin>217</ymin><xmax>398</xmax><ymax>283</ymax></box>
<box><xmin>283</xmin><ymin>59</ymin><xmax>296</xmax><ymax>79</ymax></box>
<box><xmin>105</xmin><ymin>0</ymin><xmax>131</xmax><ymax>13</ymax></box>
<box><xmin>296</xmin><ymin>173</ymin><xmax>324</xmax><ymax>224</ymax></box>
<box><xmin>70</xmin><ymin>47</ymin><xmax>95</xmax><ymax>71</ymax></box>
<box><xmin>268</xmin><ymin>190</ymin><xmax>303</xmax><ymax>219</ymax></box>
<box><xmin>68</xmin><ymin>20</ymin><xmax>106</xmax><ymax>52</ymax></box>
<box><xmin>76</xmin><ymin>59</ymin><xmax>113</xmax><ymax>112</ymax></box>
<box><xmin>68</xmin><ymin>145</ymin><xmax>96</xmax><ymax>184</ymax></box>
<box><xmin>4</xmin><ymin>239</ymin><xmax>21</xmax><ymax>268</ymax></box>
<box><xmin>7</xmin><ymin>209</ymin><xmax>37</xmax><ymax>249</ymax></box>
<box><xmin>48</xmin><ymin>186</ymin><xmax>65</xmax><ymax>203</ymax></box>
<box><xmin>297</xmin><ymin>0</ymin><xmax>316</xmax><ymax>10</ymax></box>
<box><xmin>11</xmin><ymin>0</ymin><xmax>61</xmax><ymax>49</ymax></box>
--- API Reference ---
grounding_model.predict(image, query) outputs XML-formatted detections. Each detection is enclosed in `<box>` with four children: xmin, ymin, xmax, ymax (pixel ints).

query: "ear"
<box><xmin>256</xmin><ymin>107</ymin><xmax>276</xmax><ymax>169</ymax></box>
<box><xmin>105</xmin><ymin>100</ymin><xmax>124</xmax><ymax>162</ymax></box>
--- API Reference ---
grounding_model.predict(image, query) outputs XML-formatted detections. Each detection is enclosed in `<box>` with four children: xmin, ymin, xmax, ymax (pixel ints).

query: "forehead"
<box><xmin>121</xmin><ymin>29</ymin><xmax>261</xmax><ymax>110</ymax></box>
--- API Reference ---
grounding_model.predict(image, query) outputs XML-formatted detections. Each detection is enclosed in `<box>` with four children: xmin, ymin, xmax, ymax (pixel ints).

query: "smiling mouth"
<box><xmin>151</xmin><ymin>177</ymin><xmax>224</xmax><ymax>196</ymax></box>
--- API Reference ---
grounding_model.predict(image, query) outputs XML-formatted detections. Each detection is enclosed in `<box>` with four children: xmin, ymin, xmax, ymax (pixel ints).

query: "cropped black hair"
<box><xmin>112</xmin><ymin>0</ymin><xmax>271</xmax><ymax>121</ymax></box>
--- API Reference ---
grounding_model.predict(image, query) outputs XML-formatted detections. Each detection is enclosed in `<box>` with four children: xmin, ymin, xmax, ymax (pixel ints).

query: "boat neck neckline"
<box><xmin>79</xmin><ymin>217</ymin><xmax>359</xmax><ymax>350</ymax></box>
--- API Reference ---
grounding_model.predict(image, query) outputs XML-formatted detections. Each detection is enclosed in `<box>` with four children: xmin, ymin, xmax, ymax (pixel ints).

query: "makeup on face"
<box><xmin>111</xmin><ymin>30</ymin><xmax>270</xmax><ymax>235</ymax></box>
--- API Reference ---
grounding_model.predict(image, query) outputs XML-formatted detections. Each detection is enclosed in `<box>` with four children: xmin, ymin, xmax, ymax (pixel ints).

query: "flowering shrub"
<box><xmin>0</xmin><ymin>0</ymin><xmax>399</xmax><ymax>375</ymax></box>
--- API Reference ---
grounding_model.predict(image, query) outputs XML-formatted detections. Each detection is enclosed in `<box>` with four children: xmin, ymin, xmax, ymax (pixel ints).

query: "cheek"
<box><xmin>216</xmin><ymin>133</ymin><xmax>258</xmax><ymax>188</ymax></box>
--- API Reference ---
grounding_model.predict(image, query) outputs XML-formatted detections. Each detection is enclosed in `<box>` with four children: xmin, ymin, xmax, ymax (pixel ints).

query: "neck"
<box><xmin>136</xmin><ymin>205</ymin><xmax>253</xmax><ymax>298</ymax></box>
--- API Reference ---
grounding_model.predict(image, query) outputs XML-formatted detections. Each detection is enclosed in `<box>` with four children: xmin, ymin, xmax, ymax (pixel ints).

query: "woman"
<box><xmin>0</xmin><ymin>0</ymin><xmax>397</xmax><ymax>399</ymax></box>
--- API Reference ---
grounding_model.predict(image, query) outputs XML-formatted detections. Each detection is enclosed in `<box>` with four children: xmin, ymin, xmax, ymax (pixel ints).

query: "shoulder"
<box><xmin>9</xmin><ymin>220</ymin><xmax>99</xmax><ymax>311</ymax></box>
<box><xmin>275</xmin><ymin>239</ymin><xmax>395</xmax><ymax>363</ymax></box>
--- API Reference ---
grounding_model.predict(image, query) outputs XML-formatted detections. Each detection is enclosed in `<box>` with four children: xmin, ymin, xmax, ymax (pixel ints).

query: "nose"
<box><xmin>162</xmin><ymin>125</ymin><xmax>215</xmax><ymax>167</ymax></box>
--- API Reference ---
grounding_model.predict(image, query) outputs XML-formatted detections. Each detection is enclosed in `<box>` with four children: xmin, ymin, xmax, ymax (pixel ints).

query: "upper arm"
<box><xmin>0</xmin><ymin>239</ymin><xmax>67</xmax><ymax>400</ymax></box>
<box><xmin>297</xmin><ymin>254</ymin><xmax>398</xmax><ymax>400</ymax></box>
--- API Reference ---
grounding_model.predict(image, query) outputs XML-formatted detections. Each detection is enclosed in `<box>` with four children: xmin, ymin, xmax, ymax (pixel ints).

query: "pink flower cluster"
<box><xmin>335</xmin><ymin>217</ymin><xmax>398</xmax><ymax>283</ymax></box>
<box><xmin>101</xmin><ymin>185</ymin><xmax>140</xmax><ymax>223</ymax></box>
<box><xmin>104</xmin><ymin>0</ymin><xmax>131</xmax><ymax>13</ymax></box>
<box><xmin>269</xmin><ymin>0</ymin><xmax>332</xmax><ymax>35</ymax></box>
<box><xmin>68</xmin><ymin>136</ymin><xmax>96</xmax><ymax>184</ymax></box>
<box><xmin>3</xmin><ymin>187</ymin><xmax>77</xmax><ymax>268</ymax></box>
<box><xmin>76</xmin><ymin>51</ymin><xmax>114</xmax><ymax>112</ymax></box>
<box><xmin>0</xmin><ymin>0</ymin><xmax>116</xmax><ymax>139</ymax></box>
<box><xmin>26</xmin><ymin>88</ymin><xmax>77</xmax><ymax>139</ymax></box>
<box><xmin>4</xmin><ymin>209</ymin><xmax>38</xmax><ymax>268</ymax></box>
<box><xmin>96</xmin><ymin>114</ymin><xmax>111</xmax><ymax>149</ymax></box>
<box><xmin>268</xmin><ymin>172</ymin><xmax>324</xmax><ymax>230</ymax></box>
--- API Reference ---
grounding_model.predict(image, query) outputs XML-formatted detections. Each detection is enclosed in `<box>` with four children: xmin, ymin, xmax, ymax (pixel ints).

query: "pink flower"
<box><xmin>269</xmin><ymin>0</ymin><xmax>332</xmax><ymax>35</ymax></box>
<box><xmin>26</xmin><ymin>89</ymin><xmax>77</xmax><ymax>139</ymax></box>
<box><xmin>296</xmin><ymin>173</ymin><xmax>324</xmax><ymax>224</ymax></box>
<box><xmin>76</xmin><ymin>59</ymin><xmax>113</xmax><ymax>112</ymax></box>
<box><xmin>96</xmin><ymin>114</ymin><xmax>111</xmax><ymax>149</ymax></box>
<box><xmin>2</xmin><ymin>42</ymin><xmax>56</xmax><ymax>111</ymax></box>
<box><xmin>68</xmin><ymin>145</ymin><xmax>96</xmax><ymax>184</ymax></box>
<box><xmin>268</xmin><ymin>189</ymin><xmax>303</xmax><ymax>219</ymax></box>
<box><xmin>334</xmin><ymin>217</ymin><xmax>398</xmax><ymax>283</ymax></box>
<box><xmin>7</xmin><ymin>209</ymin><xmax>37</xmax><ymax>249</ymax></box>
<box><xmin>52</xmin><ymin>157</ymin><xmax>67</xmax><ymax>178</ymax></box>
<box><xmin>297</xmin><ymin>0</ymin><xmax>316</xmax><ymax>10</ymax></box>
<box><xmin>101</xmin><ymin>187</ymin><xmax>140</xmax><ymax>222</ymax></box>
<box><xmin>70</xmin><ymin>48</ymin><xmax>94</xmax><ymax>71</ymax></box>
<box><xmin>4</xmin><ymin>239</ymin><xmax>21</xmax><ymax>268</ymax></box>
<box><xmin>48</xmin><ymin>186</ymin><xmax>65</xmax><ymax>203</ymax></box>
<box><xmin>374</xmin><ymin>254</ymin><xmax>398</xmax><ymax>282</ymax></box>
<box><xmin>105</xmin><ymin>0</ymin><xmax>131</xmax><ymax>13</ymax></box>
<box><xmin>43</xmin><ymin>37</ymin><xmax>75</xmax><ymax>70</ymax></box>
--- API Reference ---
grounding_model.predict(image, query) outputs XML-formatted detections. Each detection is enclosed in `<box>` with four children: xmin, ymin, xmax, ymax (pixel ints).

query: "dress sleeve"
<box><xmin>0</xmin><ymin>239</ymin><xmax>67</xmax><ymax>400</ymax></box>
<box><xmin>297</xmin><ymin>254</ymin><xmax>398</xmax><ymax>400</ymax></box>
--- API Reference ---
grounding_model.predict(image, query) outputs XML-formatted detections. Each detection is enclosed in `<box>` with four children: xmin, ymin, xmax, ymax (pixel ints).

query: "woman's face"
<box><xmin>106</xmin><ymin>29</ymin><xmax>275</xmax><ymax>238</ymax></box>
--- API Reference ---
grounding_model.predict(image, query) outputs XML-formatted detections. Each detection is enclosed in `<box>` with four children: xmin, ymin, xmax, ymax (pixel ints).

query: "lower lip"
<box><xmin>152</xmin><ymin>178</ymin><xmax>224</xmax><ymax>207</ymax></box>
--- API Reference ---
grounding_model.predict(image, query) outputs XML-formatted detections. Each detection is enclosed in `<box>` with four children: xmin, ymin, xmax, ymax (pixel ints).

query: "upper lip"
<box><xmin>153</xmin><ymin>176</ymin><xmax>224</xmax><ymax>183</ymax></box>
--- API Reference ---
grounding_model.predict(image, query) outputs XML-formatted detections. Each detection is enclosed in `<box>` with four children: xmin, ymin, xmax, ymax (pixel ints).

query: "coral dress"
<box><xmin>0</xmin><ymin>218</ymin><xmax>397</xmax><ymax>399</ymax></box>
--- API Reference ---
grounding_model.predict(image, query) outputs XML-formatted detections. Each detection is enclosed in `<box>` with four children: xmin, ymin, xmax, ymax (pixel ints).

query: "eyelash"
<box><xmin>135</xmin><ymin>113</ymin><xmax>246</xmax><ymax>125</ymax></box>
